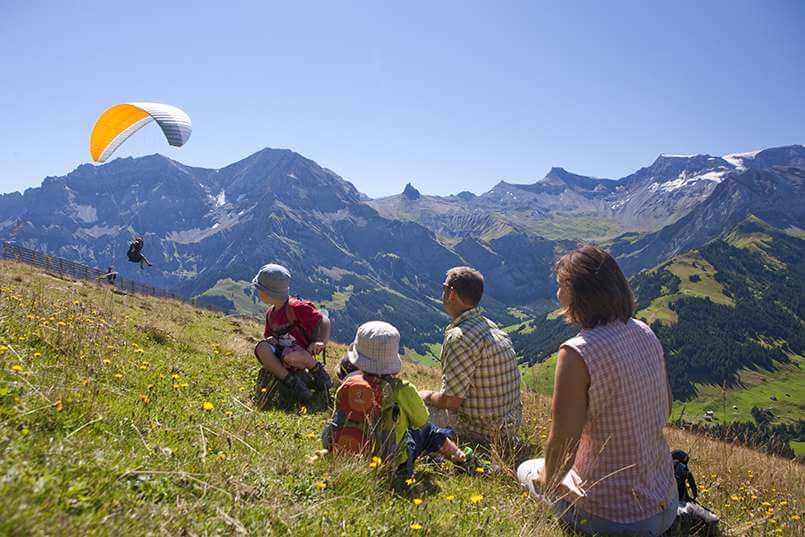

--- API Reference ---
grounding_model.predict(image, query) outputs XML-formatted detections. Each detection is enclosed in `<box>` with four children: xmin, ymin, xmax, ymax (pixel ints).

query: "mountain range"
<box><xmin>1</xmin><ymin>144</ymin><xmax>803</xmax><ymax>351</ymax></box>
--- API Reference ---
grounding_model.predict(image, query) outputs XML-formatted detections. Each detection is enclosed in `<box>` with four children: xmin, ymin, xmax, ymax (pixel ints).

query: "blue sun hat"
<box><xmin>252</xmin><ymin>263</ymin><xmax>291</xmax><ymax>300</ymax></box>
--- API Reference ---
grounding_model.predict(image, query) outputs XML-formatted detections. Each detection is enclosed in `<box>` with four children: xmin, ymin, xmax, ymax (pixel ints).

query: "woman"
<box><xmin>518</xmin><ymin>245</ymin><xmax>677</xmax><ymax>536</ymax></box>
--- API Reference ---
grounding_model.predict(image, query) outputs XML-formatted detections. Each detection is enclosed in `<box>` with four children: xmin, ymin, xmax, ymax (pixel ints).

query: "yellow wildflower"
<box><xmin>139</xmin><ymin>394</ymin><xmax>150</xmax><ymax>405</ymax></box>
<box><xmin>114</xmin><ymin>373</ymin><xmax>124</xmax><ymax>379</ymax></box>
<box><xmin>475</xmin><ymin>467</ymin><xmax>485</xmax><ymax>474</ymax></box>
<box><xmin>54</xmin><ymin>399</ymin><xmax>63</xmax><ymax>411</ymax></box>
<box><xmin>469</xmin><ymin>494</ymin><xmax>483</xmax><ymax>504</ymax></box>
<box><xmin>33</xmin><ymin>352</ymin><xmax>42</xmax><ymax>358</ymax></box>
<box><xmin>732</xmin><ymin>495</ymin><xmax>740</xmax><ymax>502</ymax></box>
<box><xmin>445</xmin><ymin>495</ymin><xmax>455</xmax><ymax>501</ymax></box>
<box><xmin>260</xmin><ymin>387</ymin><xmax>267</xmax><ymax>393</ymax></box>
<box><xmin>0</xmin><ymin>345</ymin><xmax>9</xmax><ymax>353</ymax></box>
<box><xmin>56</xmin><ymin>321</ymin><xmax>66</xmax><ymax>327</ymax></box>
<box><xmin>405</xmin><ymin>477</ymin><xmax>416</xmax><ymax>487</ymax></box>
<box><xmin>306</xmin><ymin>432</ymin><xmax>317</xmax><ymax>439</ymax></box>
<box><xmin>791</xmin><ymin>514</ymin><xmax>800</xmax><ymax>521</ymax></box>
<box><xmin>299</xmin><ymin>406</ymin><xmax>308</xmax><ymax>415</ymax></box>
<box><xmin>779</xmin><ymin>501</ymin><xmax>787</xmax><ymax>506</ymax></box>
<box><xmin>202</xmin><ymin>401</ymin><xmax>214</xmax><ymax>411</ymax></box>
<box><xmin>317</xmin><ymin>481</ymin><xmax>327</xmax><ymax>490</ymax></box>
<box><xmin>763</xmin><ymin>502</ymin><xmax>772</xmax><ymax>507</ymax></box>
<box><xmin>412</xmin><ymin>498</ymin><xmax>423</xmax><ymax>507</ymax></box>
<box><xmin>226</xmin><ymin>411</ymin><xmax>233</xmax><ymax>417</ymax></box>
<box><xmin>11</xmin><ymin>364</ymin><xmax>24</xmax><ymax>372</ymax></box>
<box><xmin>171</xmin><ymin>374</ymin><xmax>181</xmax><ymax>379</ymax></box>
<box><xmin>103</xmin><ymin>358</ymin><xmax>111</xmax><ymax>364</ymax></box>
<box><xmin>410</xmin><ymin>523</ymin><xmax>423</xmax><ymax>530</ymax></box>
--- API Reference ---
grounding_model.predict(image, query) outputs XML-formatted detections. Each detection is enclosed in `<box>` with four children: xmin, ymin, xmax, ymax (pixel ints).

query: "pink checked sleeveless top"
<box><xmin>561</xmin><ymin>318</ymin><xmax>676</xmax><ymax>523</ymax></box>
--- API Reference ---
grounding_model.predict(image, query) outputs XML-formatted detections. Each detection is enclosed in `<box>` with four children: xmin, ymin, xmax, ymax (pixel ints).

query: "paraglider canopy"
<box><xmin>90</xmin><ymin>102</ymin><xmax>192</xmax><ymax>163</ymax></box>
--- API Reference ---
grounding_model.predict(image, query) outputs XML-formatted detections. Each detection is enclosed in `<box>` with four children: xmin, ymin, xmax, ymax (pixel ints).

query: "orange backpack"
<box><xmin>325</xmin><ymin>372</ymin><xmax>401</xmax><ymax>461</ymax></box>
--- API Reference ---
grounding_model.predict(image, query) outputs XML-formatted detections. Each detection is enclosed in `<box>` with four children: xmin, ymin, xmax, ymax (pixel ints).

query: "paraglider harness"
<box><xmin>127</xmin><ymin>239</ymin><xmax>145</xmax><ymax>263</ymax></box>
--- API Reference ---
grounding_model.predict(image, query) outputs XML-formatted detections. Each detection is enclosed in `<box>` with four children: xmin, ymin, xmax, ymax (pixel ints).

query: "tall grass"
<box><xmin>0</xmin><ymin>260</ymin><xmax>802</xmax><ymax>535</ymax></box>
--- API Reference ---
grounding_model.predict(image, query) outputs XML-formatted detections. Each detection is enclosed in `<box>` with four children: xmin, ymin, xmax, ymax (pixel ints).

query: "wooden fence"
<box><xmin>1</xmin><ymin>241</ymin><xmax>225</xmax><ymax>312</ymax></box>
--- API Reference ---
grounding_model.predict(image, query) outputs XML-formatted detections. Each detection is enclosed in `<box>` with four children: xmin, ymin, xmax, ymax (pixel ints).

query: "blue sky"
<box><xmin>1</xmin><ymin>1</ymin><xmax>803</xmax><ymax>197</ymax></box>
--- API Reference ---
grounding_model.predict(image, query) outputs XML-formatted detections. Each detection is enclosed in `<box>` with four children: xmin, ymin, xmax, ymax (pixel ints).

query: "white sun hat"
<box><xmin>346</xmin><ymin>321</ymin><xmax>402</xmax><ymax>376</ymax></box>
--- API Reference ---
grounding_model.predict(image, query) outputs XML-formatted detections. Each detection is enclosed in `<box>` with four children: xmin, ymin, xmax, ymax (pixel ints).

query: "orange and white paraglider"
<box><xmin>90</xmin><ymin>102</ymin><xmax>192</xmax><ymax>162</ymax></box>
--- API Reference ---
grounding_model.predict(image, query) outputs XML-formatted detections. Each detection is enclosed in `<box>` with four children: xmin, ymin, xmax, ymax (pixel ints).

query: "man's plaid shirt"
<box><xmin>440</xmin><ymin>308</ymin><xmax>522</xmax><ymax>439</ymax></box>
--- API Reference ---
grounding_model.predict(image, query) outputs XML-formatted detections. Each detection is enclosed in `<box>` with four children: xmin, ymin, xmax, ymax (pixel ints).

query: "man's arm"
<box><xmin>419</xmin><ymin>331</ymin><xmax>474</xmax><ymax>411</ymax></box>
<box><xmin>421</xmin><ymin>390</ymin><xmax>463</xmax><ymax>411</ymax></box>
<box><xmin>542</xmin><ymin>346</ymin><xmax>589</xmax><ymax>493</ymax></box>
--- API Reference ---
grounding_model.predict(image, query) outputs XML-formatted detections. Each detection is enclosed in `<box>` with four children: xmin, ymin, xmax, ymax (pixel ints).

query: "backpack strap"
<box><xmin>267</xmin><ymin>298</ymin><xmax>320</xmax><ymax>346</ymax></box>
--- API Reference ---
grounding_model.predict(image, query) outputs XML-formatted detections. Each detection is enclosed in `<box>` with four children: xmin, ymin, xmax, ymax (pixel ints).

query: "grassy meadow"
<box><xmin>1</xmin><ymin>260</ymin><xmax>803</xmax><ymax>535</ymax></box>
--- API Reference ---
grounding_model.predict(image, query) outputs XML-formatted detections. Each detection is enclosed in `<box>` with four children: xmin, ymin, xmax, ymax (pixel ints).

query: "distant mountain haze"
<box><xmin>1</xmin><ymin>144</ymin><xmax>802</xmax><ymax>350</ymax></box>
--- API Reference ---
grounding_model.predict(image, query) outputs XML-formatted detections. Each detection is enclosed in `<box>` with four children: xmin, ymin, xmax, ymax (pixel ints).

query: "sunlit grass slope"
<box><xmin>1</xmin><ymin>261</ymin><xmax>802</xmax><ymax>535</ymax></box>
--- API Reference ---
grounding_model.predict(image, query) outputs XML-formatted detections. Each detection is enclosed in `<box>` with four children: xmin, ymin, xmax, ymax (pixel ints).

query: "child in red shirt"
<box><xmin>252</xmin><ymin>264</ymin><xmax>332</xmax><ymax>404</ymax></box>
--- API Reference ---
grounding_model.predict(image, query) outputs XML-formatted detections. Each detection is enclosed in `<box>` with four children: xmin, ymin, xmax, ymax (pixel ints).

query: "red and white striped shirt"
<box><xmin>561</xmin><ymin>318</ymin><xmax>676</xmax><ymax>523</ymax></box>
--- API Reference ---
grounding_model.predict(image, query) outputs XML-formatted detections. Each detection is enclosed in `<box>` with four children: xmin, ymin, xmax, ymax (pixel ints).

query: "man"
<box><xmin>419</xmin><ymin>266</ymin><xmax>522</xmax><ymax>445</ymax></box>
<box><xmin>99</xmin><ymin>266</ymin><xmax>118</xmax><ymax>285</ymax></box>
<box><xmin>127</xmin><ymin>237</ymin><xmax>152</xmax><ymax>270</ymax></box>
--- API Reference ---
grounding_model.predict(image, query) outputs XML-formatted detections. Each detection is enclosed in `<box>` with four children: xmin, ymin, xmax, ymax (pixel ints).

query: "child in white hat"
<box><xmin>324</xmin><ymin>321</ymin><xmax>486</xmax><ymax>477</ymax></box>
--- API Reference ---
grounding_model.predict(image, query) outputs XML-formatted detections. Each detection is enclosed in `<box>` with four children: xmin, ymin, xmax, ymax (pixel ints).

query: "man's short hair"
<box><xmin>554</xmin><ymin>245</ymin><xmax>635</xmax><ymax>329</ymax></box>
<box><xmin>445</xmin><ymin>266</ymin><xmax>484</xmax><ymax>306</ymax></box>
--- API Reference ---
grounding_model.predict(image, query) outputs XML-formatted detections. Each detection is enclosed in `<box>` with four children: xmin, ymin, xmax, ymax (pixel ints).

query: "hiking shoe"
<box><xmin>455</xmin><ymin>447</ymin><xmax>498</xmax><ymax>476</ymax></box>
<box><xmin>310</xmin><ymin>363</ymin><xmax>333</xmax><ymax>392</ymax></box>
<box><xmin>254</xmin><ymin>367</ymin><xmax>279</xmax><ymax>410</ymax></box>
<box><xmin>281</xmin><ymin>372</ymin><xmax>313</xmax><ymax>404</ymax></box>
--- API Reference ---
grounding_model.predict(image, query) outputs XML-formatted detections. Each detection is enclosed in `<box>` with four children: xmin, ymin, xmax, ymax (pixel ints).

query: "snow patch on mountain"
<box><xmin>215</xmin><ymin>191</ymin><xmax>226</xmax><ymax>207</ymax></box>
<box><xmin>649</xmin><ymin>169</ymin><xmax>730</xmax><ymax>193</ymax></box>
<box><xmin>166</xmin><ymin>211</ymin><xmax>250</xmax><ymax>244</ymax></box>
<box><xmin>73</xmin><ymin>205</ymin><xmax>98</xmax><ymax>223</ymax></box>
<box><xmin>77</xmin><ymin>225</ymin><xmax>124</xmax><ymax>239</ymax></box>
<box><xmin>723</xmin><ymin>150</ymin><xmax>760</xmax><ymax>169</ymax></box>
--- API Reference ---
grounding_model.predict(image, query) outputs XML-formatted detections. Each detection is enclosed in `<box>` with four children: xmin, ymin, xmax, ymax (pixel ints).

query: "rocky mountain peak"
<box><xmin>402</xmin><ymin>183</ymin><xmax>421</xmax><ymax>200</ymax></box>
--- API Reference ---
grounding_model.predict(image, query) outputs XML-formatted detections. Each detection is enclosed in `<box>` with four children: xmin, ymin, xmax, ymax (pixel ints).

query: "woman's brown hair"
<box><xmin>555</xmin><ymin>245</ymin><xmax>635</xmax><ymax>329</ymax></box>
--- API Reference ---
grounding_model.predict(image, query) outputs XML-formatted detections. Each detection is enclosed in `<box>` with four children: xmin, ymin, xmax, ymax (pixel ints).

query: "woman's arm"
<box><xmin>542</xmin><ymin>346</ymin><xmax>590</xmax><ymax>493</ymax></box>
